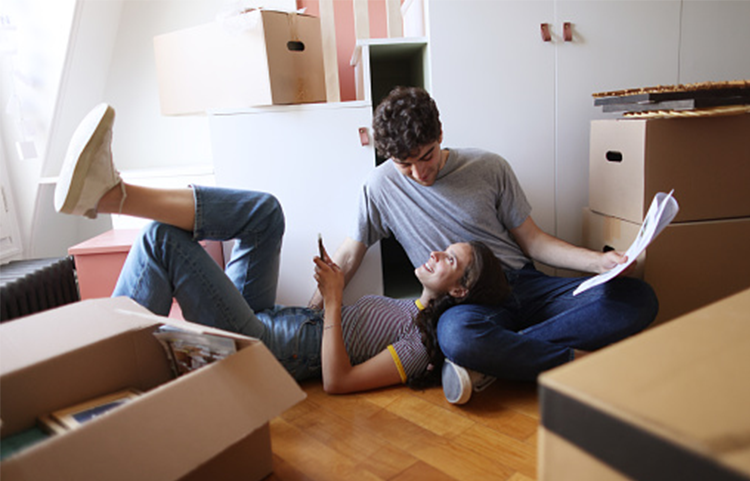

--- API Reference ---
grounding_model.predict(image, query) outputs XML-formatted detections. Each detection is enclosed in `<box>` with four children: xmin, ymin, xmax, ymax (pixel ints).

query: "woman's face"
<box><xmin>415</xmin><ymin>242</ymin><xmax>473</xmax><ymax>298</ymax></box>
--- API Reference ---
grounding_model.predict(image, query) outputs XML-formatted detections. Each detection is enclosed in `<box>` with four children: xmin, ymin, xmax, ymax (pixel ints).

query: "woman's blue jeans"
<box><xmin>112</xmin><ymin>185</ymin><xmax>323</xmax><ymax>381</ymax></box>
<box><xmin>437</xmin><ymin>264</ymin><xmax>658</xmax><ymax>381</ymax></box>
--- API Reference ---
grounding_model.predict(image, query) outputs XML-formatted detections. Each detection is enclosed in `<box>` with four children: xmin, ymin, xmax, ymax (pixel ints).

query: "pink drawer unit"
<box><xmin>69</xmin><ymin>229</ymin><xmax>224</xmax><ymax>318</ymax></box>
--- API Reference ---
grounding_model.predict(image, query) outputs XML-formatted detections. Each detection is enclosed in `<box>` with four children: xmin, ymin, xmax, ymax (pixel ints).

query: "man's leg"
<box><xmin>438</xmin><ymin>267</ymin><xmax>658</xmax><ymax>382</ymax></box>
<box><xmin>512</xmin><ymin>269</ymin><xmax>658</xmax><ymax>351</ymax></box>
<box><xmin>439</xmin><ymin>303</ymin><xmax>574</xmax><ymax>382</ymax></box>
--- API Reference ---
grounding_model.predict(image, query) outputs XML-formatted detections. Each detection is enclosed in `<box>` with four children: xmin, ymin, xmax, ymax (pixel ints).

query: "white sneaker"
<box><xmin>54</xmin><ymin>103</ymin><xmax>120</xmax><ymax>219</ymax></box>
<box><xmin>442</xmin><ymin>359</ymin><xmax>496</xmax><ymax>405</ymax></box>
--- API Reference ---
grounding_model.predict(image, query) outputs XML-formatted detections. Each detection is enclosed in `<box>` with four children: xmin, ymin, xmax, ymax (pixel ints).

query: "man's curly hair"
<box><xmin>372</xmin><ymin>86</ymin><xmax>442</xmax><ymax>161</ymax></box>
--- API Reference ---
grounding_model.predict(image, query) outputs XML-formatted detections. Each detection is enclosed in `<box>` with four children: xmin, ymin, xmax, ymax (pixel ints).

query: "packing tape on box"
<box><xmin>603</xmin><ymin>215</ymin><xmax>621</xmax><ymax>245</ymax></box>
<box><xmin>216</xmin><ymin>5</ymin><xmax>307</xmax><ymax>35</ymax></box>
<box><xmin>287</xmin><ymin>12</ymin><xmax>299</xmax><ymax>42</ymax></box>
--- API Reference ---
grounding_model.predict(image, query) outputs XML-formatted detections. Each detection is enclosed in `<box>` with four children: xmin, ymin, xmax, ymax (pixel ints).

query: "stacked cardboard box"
<box><xmin>584</xmin><ymin>114</ymin><xmax>750</xmax><ymax>325</ymax></box>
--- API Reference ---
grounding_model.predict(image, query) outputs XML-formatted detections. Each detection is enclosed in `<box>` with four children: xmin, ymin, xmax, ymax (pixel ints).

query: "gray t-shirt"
<box><xmin>353</xmin><ymin>147</ymin><xmax>533</xmax><ymax>271</ymax></box>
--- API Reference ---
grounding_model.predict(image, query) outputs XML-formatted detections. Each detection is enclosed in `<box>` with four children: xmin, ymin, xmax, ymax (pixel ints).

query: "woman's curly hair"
<box><xmin>408</xmin><ymin>241</ymin><xmax>511</xmax><ymax>389</ymax></box>
<box><xmin>373</xmin><ymin>86</ymin><xmax>442</xmax><ymax>161</ymax></box>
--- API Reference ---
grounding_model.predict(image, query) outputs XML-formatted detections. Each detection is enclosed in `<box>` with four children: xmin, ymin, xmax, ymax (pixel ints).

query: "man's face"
<box><xmin>391</xmin><ymin>139</ymin><xmax>446</xmax><ymax>186</ymax></box>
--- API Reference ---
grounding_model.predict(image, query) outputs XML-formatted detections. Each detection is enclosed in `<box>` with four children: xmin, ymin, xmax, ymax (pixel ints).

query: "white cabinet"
<box><xmin>428</xmin><ymin>0</ymin><xmax>558</xmax><ymax>239</ymax></box>
<box><xmin>553</xmin><ymin>1</ymin><xmax>681</xmax><ymax>246</ymax></box>
<box><xmin>209</xmin><ymin>102</ymin><xmax>382</xmax><ymax>306</ymax></box>
<box><xmin>427</xmin><ymin>0</ymin><xmax>750</xmax><ymax>263</ymax></box>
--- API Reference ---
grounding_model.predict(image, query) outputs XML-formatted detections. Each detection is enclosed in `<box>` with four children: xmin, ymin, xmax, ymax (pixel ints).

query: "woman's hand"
<box><xmin>314</xmin><ymin>254</ymin><xmax>344</xmax><ymax>306</ymax></box>
<box><xmin>314</xmin><ymin>247</ymin><xmax>404</xmax><ymax>395</ymax></box>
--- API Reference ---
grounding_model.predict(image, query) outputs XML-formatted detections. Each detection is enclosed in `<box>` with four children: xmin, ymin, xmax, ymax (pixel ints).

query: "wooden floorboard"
<box><xmin>269</xmin><ymin>378</ymin><xmax>540</xmax><ymax>481</ymax></box>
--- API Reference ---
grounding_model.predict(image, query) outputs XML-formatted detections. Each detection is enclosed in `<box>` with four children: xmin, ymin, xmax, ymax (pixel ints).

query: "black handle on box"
<box><xmin>605</xmin><ymin>151</ymin><xmax>623</xmax><ymax>163</ymax></box>
<box><xmin>287</xmin><ymin>41</ymin><xmax>305</xmax><ymax>52</ymax></box>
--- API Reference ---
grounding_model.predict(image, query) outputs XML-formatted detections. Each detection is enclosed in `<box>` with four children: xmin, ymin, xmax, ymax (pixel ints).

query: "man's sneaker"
<box><xmin>442</xmin><ymin>359</ymin><xmax>496</xmax><ymax>405</ymax></box>
<box><xmin>54</xmin><ymin>103</ymin><xmax>121</xmax><ymax>219</ymax></box>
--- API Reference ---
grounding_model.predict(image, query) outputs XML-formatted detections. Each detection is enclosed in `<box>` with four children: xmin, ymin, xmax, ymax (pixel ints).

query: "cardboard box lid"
<box><xmin>540</xmin><ymin>288</ymin><xmax>750</xmax><ymax>479</ymax></box>
<box><xmin>1</xmin><ymin>298</ymin><xmax>306</xmax><ymax>481</ymax></box>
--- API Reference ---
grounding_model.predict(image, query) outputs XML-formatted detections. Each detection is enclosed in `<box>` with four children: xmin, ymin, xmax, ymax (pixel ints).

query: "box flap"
<box><xmin>0</xmin><ymin>298</ymin><xmax>160</xmax><ymax>376</ymax></box>
<box><xmin>540</xmin><ymin>288</ymin><xmax>750</xmax><ymax>475</ymax></box>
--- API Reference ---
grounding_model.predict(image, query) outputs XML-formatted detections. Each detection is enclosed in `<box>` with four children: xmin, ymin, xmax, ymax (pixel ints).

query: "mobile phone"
<box><xmin>318</xmin><ymin>233</ymin><xmax>326</xmax><ymax>259</ymax></box>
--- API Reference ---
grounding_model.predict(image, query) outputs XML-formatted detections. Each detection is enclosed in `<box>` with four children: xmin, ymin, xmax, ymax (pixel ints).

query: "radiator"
<box><xmin>0</xmin><ymin>256</ymin><xmax>80</xmax><ymax>322</ymax></box>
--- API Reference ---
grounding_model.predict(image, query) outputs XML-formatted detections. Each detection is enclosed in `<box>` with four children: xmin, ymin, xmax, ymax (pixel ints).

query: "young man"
<box><xmin>310</xmin><ymin>86</ymin><xmax>657</xmax><ymax>404</ymax></box>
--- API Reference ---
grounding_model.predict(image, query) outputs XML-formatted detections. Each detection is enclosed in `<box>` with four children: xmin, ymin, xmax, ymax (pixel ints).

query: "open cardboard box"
<box><xmin>538</xmin><ymin>288</ymin><xmax>750</xmax><ymax>481</ymax></box>
<box><xmin>0</xmin><ymin>297</ymin><xmax>306</xmax><ymax>481</ymax></box>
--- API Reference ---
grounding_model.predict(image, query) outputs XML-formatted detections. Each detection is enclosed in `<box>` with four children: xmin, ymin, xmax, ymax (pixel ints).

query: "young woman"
<box><xmin>54</xmin><ymin>104</ymin><xmax>510</xmax><ymax>394</ymax></box>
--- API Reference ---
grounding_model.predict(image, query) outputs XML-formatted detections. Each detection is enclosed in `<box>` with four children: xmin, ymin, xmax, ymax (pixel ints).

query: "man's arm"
<box><xmin>308</xmin><ymin>236</ymin><xmax>368</xmax><ymax>309</ymax></box>
<box><xmin>510</xmin><ymin>216</ymin><xmax>627</xmax><ymax>274</ymax></box>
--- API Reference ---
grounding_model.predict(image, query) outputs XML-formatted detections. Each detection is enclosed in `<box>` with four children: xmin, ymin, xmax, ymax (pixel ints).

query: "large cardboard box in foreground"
<box><xmin>538</xmin><ymin>288</ymin><xmax>750</xmax><ymax>481</ymax></box>
<box><xmin>589</xmin><ymin>115</ymin><xmax>750</xmax><ymax>224</ymax></box>
<box><xmin>154</xmin><ymin>9</ymin><xmax>326</xmax><ymax>115</ymax></box>
<box><xmin>582</xmin><ymin>207</ymin><xmax>750</xmax><ymax>326</ymax></box>
<box><xmin>0</xmin><ymin>297</ymin><xmax>306</xmax><ymax>481</ymax></box>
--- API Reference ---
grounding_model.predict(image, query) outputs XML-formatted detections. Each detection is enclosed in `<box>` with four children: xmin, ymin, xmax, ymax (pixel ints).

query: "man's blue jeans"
<box><xmin>112</xmin><ymin>185</ymin><xmax>324</xmax><ymax>381</ymax></box>
<box><xmin>437</xmin><ymin>264</ymin><xmax>658</xmax><ymax>381</ymax></box>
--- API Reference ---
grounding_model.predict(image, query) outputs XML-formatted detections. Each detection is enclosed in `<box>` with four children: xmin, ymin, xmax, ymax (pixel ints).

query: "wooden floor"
<box><xmin>268</xmin><ymin>378</ymin><xmax>540</xmax><ymax>481</ymax></box>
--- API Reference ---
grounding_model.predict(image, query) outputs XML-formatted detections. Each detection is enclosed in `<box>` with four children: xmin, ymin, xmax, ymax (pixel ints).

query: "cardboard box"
<box><xmin>154</xmin><ymin>9</ymin><xmax>326</xmax><ymax>115</ymax></box>
<box><xmin>589</xmin><ymin>115</ymin><xmax>750</xmax><ymax>224</ymax></box>
<box><xmin>538</xmin><ymin>287</ymin><xmax>750</xmax><ymax>481</ymax></box>
<box><xmin>582</xmin><ymin>207</ymin><xmax>750</xmax><ymax>326</ymax></box>
<box><xmin>0</xmin><ymin>297</ymin><xmax>306</xmax><ymax>481</ymax></box>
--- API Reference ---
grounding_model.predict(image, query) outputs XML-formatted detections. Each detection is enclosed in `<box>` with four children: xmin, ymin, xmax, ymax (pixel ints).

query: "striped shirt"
<box><xmin>340</xmin><ymin>295</ymin><xmax>429</xmax><ymax>383</ymax></box>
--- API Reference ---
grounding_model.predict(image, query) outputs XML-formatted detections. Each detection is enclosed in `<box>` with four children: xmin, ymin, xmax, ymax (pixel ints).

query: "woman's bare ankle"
<box><xmin>97</xmin><ymin>181</ymin><xmax>127</xmax><ymax>214</ymax></box>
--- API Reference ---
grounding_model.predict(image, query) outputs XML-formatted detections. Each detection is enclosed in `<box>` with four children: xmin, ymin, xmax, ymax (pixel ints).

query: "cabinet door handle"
<box><xmin>563</xmin><ymin>22</ymin><xmax>573</xmax><ymax>41</ymax></box>
<box><xmin>358</xmin><ymin>127</ymin><xmax>370</xmax><ymax>146</ymax></box>
<box><xmin>540</xmin><ymin>23</ymin><xmax>552</xmax><ymax>42</ymax></box>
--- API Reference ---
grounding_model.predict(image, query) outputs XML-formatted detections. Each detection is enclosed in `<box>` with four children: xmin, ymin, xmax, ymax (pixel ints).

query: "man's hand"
<box><xmin>599</xmin><ymin>250</ymin><xmax>638</xmax><ymax>276</ymax></box>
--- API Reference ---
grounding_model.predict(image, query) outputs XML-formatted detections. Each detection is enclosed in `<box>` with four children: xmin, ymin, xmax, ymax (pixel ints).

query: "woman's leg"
<box><xmin>192</xmin><ymin>185</ymin><xmax>284</xmax><ymax>312</ymax></box>
<box><xmin>97</xmin><ymin>183</ymin><xmax>196</xmax><ymax>232</ymax></box>
<box><xmin>56</xmin><ymin>103</ymin><xmax>284</xmax><ymax>314</ymax></box>
<box><xmin>113</xmin><ymin>221</ymin><xmax>269</xmax><ymax>337</ymax></box>
<box><xmin>112</xmin><ymin>185</ymin><xmax>284</xmax><ymax>325</ymax></box>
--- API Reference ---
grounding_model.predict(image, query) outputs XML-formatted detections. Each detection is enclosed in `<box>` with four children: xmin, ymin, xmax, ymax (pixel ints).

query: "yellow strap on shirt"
<box><xmin>387</xmin><ymin>345</ymin><xmax>407</xmax><ymax>383</ymax></box>
<box><xmin>415</xmin><ymin>299</ymin><xmax>425</xmax><ymax>310</ymax></box>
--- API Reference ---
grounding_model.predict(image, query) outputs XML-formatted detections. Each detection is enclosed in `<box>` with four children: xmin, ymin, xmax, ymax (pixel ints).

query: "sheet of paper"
<box><xmin>573</xmin><ymin>190</ymin><xmax>679</xmax><ymax>296</ymax></box>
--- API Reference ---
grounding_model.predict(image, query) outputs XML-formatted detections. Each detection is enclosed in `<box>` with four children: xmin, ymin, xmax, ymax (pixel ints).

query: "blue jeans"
<box><xmin>437</xmin><ymin>264</ymin><xmax>658</xmax><ymax>381</ymax></box>
<box><xmin>112</xmin><ymin>186</ymin><xmax>323</xmax><ymax>381</ymax></box>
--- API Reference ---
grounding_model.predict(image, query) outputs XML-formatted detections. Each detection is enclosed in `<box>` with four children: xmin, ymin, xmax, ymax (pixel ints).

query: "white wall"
<box><xmin>101</xmin><ymin>0</ymin><xmax>220</xmax><ymax>173</ymax></box>
<box><xmin>3</xmin><ymin>0</ymin><xmax>233</xmax><ymax>260</ymax></box>
<box><xmin>0</xmin><ymin>0</ymin><xmax>77</xmax><ymax>261</ymax></box>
